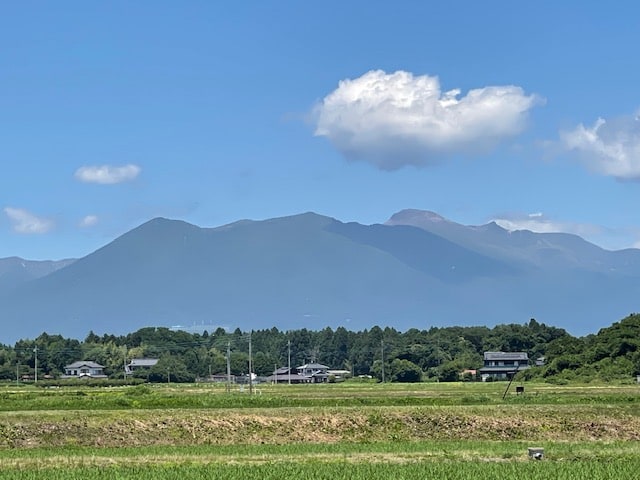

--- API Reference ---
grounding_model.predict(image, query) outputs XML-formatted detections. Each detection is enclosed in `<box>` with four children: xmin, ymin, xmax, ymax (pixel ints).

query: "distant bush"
<box><xmin>36</xmin><ymin>378</ymin><xmax>144</xmax><ymax>388</ymax></box>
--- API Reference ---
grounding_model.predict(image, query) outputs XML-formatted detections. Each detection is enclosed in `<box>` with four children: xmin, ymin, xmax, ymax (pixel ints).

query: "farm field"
<box><xmin>1</xmin><ymin>381</ymin><xmax>639</xmax><ymax>479</ymax></box>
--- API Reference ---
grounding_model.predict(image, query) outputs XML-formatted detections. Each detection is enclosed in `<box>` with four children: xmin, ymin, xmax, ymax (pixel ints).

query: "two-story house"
<box><xmin>296</xmin><ymin>363</ymin><xmax>330</xmax><ymax>383</ymax></box>
<box><xmin>479</xmin><ymin>351</ymin><xmax>529</xmax><ymax>381</ymax></box>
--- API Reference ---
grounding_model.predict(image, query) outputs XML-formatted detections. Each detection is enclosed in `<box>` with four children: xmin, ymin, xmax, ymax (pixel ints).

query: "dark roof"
<box><xmin>127</xmin><ymin>358</ymin><xmax>158</xmax><ymax>367</ymax></box>
<box><xmin>273</xmin><ymin>367</ymin><xmax>292</xmax><ymax>375</ymax></box>
<box><xmin>64</xmin><ymin>361</ymin><xmax>105</xmax><ymax>369</ymax></box>
<box><xmin>483</xmin><ymin>351</ymin><xmax>528</xmax><ymax>361</ymax></box>
<box><xmin>297</xmin><ymin>363</ymin><xmax>329</xmax><ymax>370</ymax></box>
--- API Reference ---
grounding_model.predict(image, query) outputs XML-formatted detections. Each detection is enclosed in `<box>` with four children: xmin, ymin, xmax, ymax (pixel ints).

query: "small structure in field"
<box><xmin>528</xmin><ymin>447</ymin><xmax>544</xmax><ymax>459</ymax></box>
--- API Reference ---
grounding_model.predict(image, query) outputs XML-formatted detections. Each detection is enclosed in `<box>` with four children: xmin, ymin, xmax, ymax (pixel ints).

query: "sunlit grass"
<box><xmin>2</xmin><ymin>440</ymin><xmax>640</xmax><ymax>479</ymax></box>
<box><xmin>1</xmin><ymin>381</ymin><xmax>639</xmax><ymax>411</ymax></box>
<box><xmin>1</xmin><ymin>381</ymin><xmax>640</xmax><ymax>479</ymax></box>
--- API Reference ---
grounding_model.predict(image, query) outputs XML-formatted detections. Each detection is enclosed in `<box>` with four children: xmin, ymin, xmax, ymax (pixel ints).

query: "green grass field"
<box><xmin>1</xmin><ymin>381</ymin><xmax>639</xmax><ymax>479</ymax></box>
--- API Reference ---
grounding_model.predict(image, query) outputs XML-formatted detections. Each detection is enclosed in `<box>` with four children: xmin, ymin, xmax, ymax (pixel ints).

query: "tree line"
<box><xmin>1</xmin><ymin>314</ymin><xmax>639</xmax><ymax>383</ymax></box>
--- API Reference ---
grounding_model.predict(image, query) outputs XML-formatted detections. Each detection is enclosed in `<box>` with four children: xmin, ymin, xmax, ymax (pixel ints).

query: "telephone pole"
<box><xmin>380</xmin><ymin>340</ymin><xmax>385</xmax><ymax>383</ymax></box>
<box><xmin>33</xmin><ymin>346</ymin><xmax>38</xmax><ymax>383</ymax></box>
<box><xmin>287</xmin><ymin>340</ymin><xmax>291</xmax><ymax>385</ymax></box>
<box><xmin>226</xmin><ymin>341</ymin><xmax>231</xmax><ymax>393</ymax></box>
<box><xmin>248</xmin><ymin>331</ymin><xmax>253</xmax><ymax>395</ymax></box>
<box><xmin>123</xmin><ymin>344</ymin><xmax>127</xmax><ymax>379</ymax></box>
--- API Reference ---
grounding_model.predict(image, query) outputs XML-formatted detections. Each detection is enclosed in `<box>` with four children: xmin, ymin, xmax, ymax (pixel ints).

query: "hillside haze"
<box><xmin>0</xmin><ymin>257</ymin><xmax>75</xmax><ymax>293</ymax></box>
<box><xmin>1</xmin><ymin>210</ymin><xmax>639</xmax><ymax>342</ymax></box>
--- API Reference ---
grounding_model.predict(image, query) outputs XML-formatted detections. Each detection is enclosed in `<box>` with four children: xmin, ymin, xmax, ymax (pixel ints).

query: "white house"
<box><xmin>61</xmin><ymin>361</ymin><xmax>108</xmax><ymax>379</ymax></box>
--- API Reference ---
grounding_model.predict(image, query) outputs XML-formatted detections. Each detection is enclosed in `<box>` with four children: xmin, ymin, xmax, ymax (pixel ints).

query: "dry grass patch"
<box><xmin>2</xmin><ymin>404</ymin><xmax>640</xmax><ymax>449</ymax></box>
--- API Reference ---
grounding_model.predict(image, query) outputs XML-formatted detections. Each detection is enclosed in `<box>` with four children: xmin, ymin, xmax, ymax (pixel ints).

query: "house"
<box><xmin>61</xmin><ymin>361</ymin><xmax>108</xmax><ymax>379</ymax></box>
<box><xmin>327</xmin><ymin>369</ymin><xmax>351</xmax><ymax>381</ymax></box>
<box><xmin>297</xmin><ymin>363</ymin><xmax>330</xmax><ymax>383</ymax></box>
<box><xmin>479</xmin><ymin>352</ymin><xmax>529</xmax><ymax>381</ymax></box>
<box><xmin>265</xmin><ymin>367</ymin><xmax>312</xmax><ymax>384</ymax></box>
<box><xmin>265</xmin><ymin>364</ymin><xmax>332</xmax><ymax>384</ymax></box>
<box><xmin>125</xmin><ymin>358</ymin><xmax>159</xmax><ymax>375</ymax></box>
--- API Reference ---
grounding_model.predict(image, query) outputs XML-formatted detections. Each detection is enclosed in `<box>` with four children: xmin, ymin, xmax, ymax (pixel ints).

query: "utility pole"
<box><xmin>436</xmin><ymin>337</ymin><xmax>440</xmax><ymax>383</ymax></box>
<box><xmin>287</xmin><ymin>340</ymin><xmax>291</xmax><ymax>385</ymax></box>
<box><xmin>33</xmin><ymin>346</ymin><xmax>38</xmax><ymax>383</ymax></box>
<box><xmin>380</xmin><ymin>340</ymin><xmax>385</xmax><ymax>383</ymax></box>
<box><xmin>248</xmin><ymin>331</ymin><xmax>253</xmax><ymax>395</ymax></box>
<box><xmin>16</xmin><ymin>361</ymin><xmax>19</xmax><ymax>386</ymax></box>
<box><xmin>123</xmin><ymin>344</ymin><xmax>127</xmax><ymax>379</ymax></box>
<box><xmin>226</xmin><ymin>342</ymin><xmax>232</xmax><ymax>390</ymax></box>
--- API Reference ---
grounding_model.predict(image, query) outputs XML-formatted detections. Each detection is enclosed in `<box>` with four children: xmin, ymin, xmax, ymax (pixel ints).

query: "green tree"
<box><xmin>147</xmin><ymin>355</ymin><xmax>194</xmax><ymax>383</ymax></box>
<box><xmin>437</xmin><ymin>363</ymin><xmax>461</xmax><ymax>382</ymax></box>
<box><xmin>390</xmin><ymin>359</ymin><xmax>423</xmax><ymax>383</ymax></box>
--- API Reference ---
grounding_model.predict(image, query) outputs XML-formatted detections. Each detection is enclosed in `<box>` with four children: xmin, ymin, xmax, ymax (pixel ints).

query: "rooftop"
<box><xmin>483</xmin><ymin>351</ymin><xmax>529</xmax><ymax>361</ymax></box>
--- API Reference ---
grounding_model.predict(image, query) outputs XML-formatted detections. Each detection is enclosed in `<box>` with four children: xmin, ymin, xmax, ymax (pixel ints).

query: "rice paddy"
<box><xmin>1</xmin><ymin>381</ymin><xmax>639</xmax><ymax>479</ymax></box>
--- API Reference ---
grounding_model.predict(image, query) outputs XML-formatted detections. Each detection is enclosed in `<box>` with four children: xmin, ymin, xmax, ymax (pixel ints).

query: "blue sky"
<box><xmin>2</xmin><ymin>1</ymin><xmax>640</xmax><ymax>260</ymax></box>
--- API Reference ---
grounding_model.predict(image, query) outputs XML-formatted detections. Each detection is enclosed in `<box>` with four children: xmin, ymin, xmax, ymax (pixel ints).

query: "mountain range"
<box><xmin>1</xmin><ymin>209</ymin><xmax>639</xmax><ymax>343</ymax></box>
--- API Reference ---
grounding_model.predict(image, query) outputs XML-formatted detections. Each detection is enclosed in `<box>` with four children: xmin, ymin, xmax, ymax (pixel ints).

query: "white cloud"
<box><xmin>3</xmin><ymin>207</ymin><xmax>54</xmax><ymax>234</ymax></box>
<box><xmin>561</xmin><ymin>113</ymin><xmax>640</xmax><ymax>180</ymax></box>
<box><xmin>313</xmin><ymin>70</ymin><xmax>541</xmax><ymax>170</ymax></box>
<box><xmin>79</xmin><ymin>215</ymin><xmax>99</xmax><ymax>228</ymax></box>
<box><xmin>490</xmin><ymin>212</ymin><xmax>640</xmax><ymax>250</ymax></box>
<box><xmin>74</xmin><ymin>164</ymin><xmax>141</xmax><ymax>184</ymax></box>
<box><xmin>493</xmin><ymin>212</ymin><xmax>601</xmax><ymax>237</ymax></box>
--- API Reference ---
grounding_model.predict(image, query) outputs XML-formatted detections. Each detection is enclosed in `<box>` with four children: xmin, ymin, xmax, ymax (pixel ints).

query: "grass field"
<box><xmin>1</xmin><ymin>381</ymin><xmax>639</xmax><ymax>478</ymax></box>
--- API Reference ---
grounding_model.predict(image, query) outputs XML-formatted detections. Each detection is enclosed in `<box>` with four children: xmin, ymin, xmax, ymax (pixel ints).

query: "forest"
<box><xmin>2</xmin><ymin>314</ymin><xmax>640</xmax><ymax>383</ymax></box>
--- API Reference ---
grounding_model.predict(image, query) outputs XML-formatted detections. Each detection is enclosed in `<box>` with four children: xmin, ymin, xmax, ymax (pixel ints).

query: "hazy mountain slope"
<box><xmin>0</xmin><ymin>257</ymin><xmax>75</xmax><ymax>293</ymax></box>
<box><xmin>0</xmin><ymin>214</ymin><xmax>458</xmax><ymax>341</ymax></box>
<box><xmin>386</xmin><ymin>209</ymin><xmax>640</xmax><ymax>273</ymax></box>
<box><xmin>0</xmin><ymin>210</ymin><xmax>638</xmax><ymax>343</ymax></box>
<box><xmin>326</xmin><ymin>221</ymin><xmax>517</xmax><ymax>281</ymax></box>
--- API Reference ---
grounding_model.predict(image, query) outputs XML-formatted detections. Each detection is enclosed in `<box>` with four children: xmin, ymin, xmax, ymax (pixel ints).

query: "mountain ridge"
<box><xmin>0</xmin><ymin>210</ymin><xmax>638</xmax><ymax>343</ymax></box>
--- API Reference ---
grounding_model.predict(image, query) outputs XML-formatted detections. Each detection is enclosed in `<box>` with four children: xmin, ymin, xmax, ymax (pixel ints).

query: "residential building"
<box><xmin>296</xmin><ymin>363</ymin><xmax>330</xmax><ymax>383</ymax></box>
<box><xmin>327</xmin><ymin>369</ymin><xmax>351</xmax><ymax>381</ymax></box>
<box><xmin>265</xmin><ymin>367</ymin><xmax>312</xmax><ymax>384</ymax></box>
<box><xmin>479</xmin><ymin>352</ymin><xmax>529</xmax><ymax>381</ymax></box>
<box><xmin>264</xmin><ymin>363</ymin><xmax>331</xmax><ymax>384</ymax></box>
<box><xmin>62</xmin><ymin>361</ymin><xmax>108</xmax><ymax>379</ymax></box>
<box><xmin>125</xmin><ymin>358</ymin><xmax>159</xmax><ymax>375</ymax></box>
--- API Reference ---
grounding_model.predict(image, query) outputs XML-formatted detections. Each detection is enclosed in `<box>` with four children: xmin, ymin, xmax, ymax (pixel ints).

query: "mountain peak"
<box><xmin>474</xmin><ymin>221</ymin><xmax>507</xmax><ymax>233</ymax></box>
<box><xmin>385</xmin><ymin>209</ymin><xmax>452</xmax><ymax>226</ymax></box>
<box><xmin>2</xmin><ymin>210</ymin><xmax>638</xmax><ymax>342</ymax></box>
